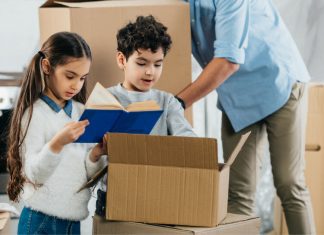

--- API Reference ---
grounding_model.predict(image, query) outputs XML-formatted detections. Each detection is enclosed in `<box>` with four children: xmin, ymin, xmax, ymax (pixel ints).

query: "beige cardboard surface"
<box><xmin>104</xmin><ymin>133</ymin><xmax>249</xmax><ymax>227</ymax></box>
<box><xmin>93</xmin><ymin>213</ymin><xmax>261</xmax><ymax>235</ymax></box>
<box><xmin>303</xmin><ymin>84</ymin><xmax>324</xmax><ymax>234</ymax></box>
<box><xmin>39</xmin><ymin>0</ymin><xmax>193</xmax><ymax>123</ymax></box>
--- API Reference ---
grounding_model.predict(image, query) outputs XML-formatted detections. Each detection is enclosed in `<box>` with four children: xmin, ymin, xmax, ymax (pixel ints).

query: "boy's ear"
<box><xmin>116</xmin><ymin>52</ymin><xmax>126</xmax><ymax>70</ymax></box>
<box><xmin>41</xmin><ymin>58</ymin><xmax>51</xmax><ymax>75</ymax></box>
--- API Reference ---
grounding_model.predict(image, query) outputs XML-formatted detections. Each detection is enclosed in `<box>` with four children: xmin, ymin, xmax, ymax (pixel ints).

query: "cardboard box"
<box><xmin>104</xmin><ymin>132</ymin><xmax>250</xmax><ymax>227</ymax></box>
<box><xmin>93</xmin><ymin>213</ymin><xmax>261</xmax><ymax>234</ymax></box>
<box><xmin>271</xmin><ymin>84</ymin><xmax>324</xmax><ymax>235</ymax></box>
<box><xmin>39</xmin><ymin>0</ymin><xmax>193</xmax><ymax>123</ymax></box>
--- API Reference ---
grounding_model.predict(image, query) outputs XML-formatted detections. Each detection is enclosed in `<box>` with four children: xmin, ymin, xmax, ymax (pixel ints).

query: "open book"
<box><xmin>75</xmin><ymin>83</ymin><xmax>163</xmax><ymax>143</ymax></box>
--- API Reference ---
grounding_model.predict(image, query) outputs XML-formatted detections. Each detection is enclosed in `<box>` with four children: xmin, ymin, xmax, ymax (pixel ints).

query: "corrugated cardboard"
<box><xmin>104</xmin><ymin>132</ymin><xmax>250</xmax><ymax>227</ymax></box>
<box><xmin>39</xmin><ymin>0</ymin><xmax>193</xmax><ymax>123</ymax></box>
<box><xmin>271</xmin><ymin>84</ymin><xmax>324</xmax><ymax>235</ymax></box>
<box><xmin>93</xmin><ymin>213</ymin><xmax>260</xmax><ymax>234</ymax></box>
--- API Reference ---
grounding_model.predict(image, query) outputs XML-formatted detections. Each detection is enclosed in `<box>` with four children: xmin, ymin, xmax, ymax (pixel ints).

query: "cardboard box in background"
<box><xmin>39</xmin><ymin>0</ymin><xmax>193</xmax><ymax>123</ymax></box>
<box><xmin>270</xmin><ymin>84</ymin><xmax>324</xmax><ymax>235</ymax></box>
<box><xmin>93</xmin><ymin>213</ymin><xmax>261</xmax><ymax>235</ymax></box>
<box><xmin>104</xmin><ymin>132</ymin><xmax>250</xmax><ymax>227</ymax></box>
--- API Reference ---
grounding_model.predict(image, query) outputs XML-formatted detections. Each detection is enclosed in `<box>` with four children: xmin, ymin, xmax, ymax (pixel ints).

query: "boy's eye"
<box><xmin>155</xmin><ymin>64</ymin><xmax>162</xmax><ymax>67</ymax></box>
<box><xmin>80</xmin><ymin>76</ymin><xmax>87</xmax><ymax>81</ymax></box>
<box><xmin>66</xmin><ymin>74</ymin><xmax>74</xmax><ymax>79</ymax></box>
<box><xmin>136</xmin><ymin>62</ymin><xmax>146</xmax><ymax>66</ymax></box>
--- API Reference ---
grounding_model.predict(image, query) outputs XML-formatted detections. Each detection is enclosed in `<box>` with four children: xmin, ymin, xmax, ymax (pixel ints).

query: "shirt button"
<box><xmin>191</xmin><ymin>19</ymin><xmax>195</xmax><ymax>23</ymax></box>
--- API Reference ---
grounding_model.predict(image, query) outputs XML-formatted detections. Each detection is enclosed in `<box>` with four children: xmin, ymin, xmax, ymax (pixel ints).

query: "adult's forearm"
<box><xmin>177</xmin><ymin>58</ymin><xmax>239</xmax><ymax>108</ymax></box>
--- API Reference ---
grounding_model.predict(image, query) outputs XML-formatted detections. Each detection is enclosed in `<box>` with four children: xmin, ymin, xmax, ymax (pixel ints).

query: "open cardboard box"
<box><xmin>87</xmin><ymin>132</ymin><xmax>250</xmax><ymax>227</ymax></box>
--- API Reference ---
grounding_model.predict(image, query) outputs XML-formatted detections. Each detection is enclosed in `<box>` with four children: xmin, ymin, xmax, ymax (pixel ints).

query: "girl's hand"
<box><xmin>49</xmin><ymin>120</ymin><xmax>89</xmax><ymax>153</ymax></box>
<box><xmin>89</xmin><ymin>137</ymin><xmax>107</xmax><ymax>162</ymax></box>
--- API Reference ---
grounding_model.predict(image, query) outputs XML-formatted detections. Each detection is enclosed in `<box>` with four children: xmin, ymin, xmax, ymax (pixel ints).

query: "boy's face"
<box><xmin>117</xmin><ymin>47</ymin><xmax>164</xmax><ymax>92</ymax></box>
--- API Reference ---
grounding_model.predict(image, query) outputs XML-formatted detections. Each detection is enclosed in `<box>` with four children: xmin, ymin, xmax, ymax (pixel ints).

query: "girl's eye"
<box><xmin>155</xmin><ymin>64</ymin><xmax>162</xmax><ymax>67</ymax></box>
<box><xmin>136</xmin><ymin>62</ymin><xmax>145</xmax><ymax>66</ymax></box>
<box><xmin>66</xmin><ymin>75</ymin><xmax>74</xmax><ymax>79</ymax></box>
<box><xmin>80</xmin><ymin>76</ymin><xmax>87</xmax><ymax>81</ymax></box>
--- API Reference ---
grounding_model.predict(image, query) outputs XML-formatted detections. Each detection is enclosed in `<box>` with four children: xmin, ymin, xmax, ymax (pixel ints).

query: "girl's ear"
<box><xmin>41</xmin><ymin>58</ymin><xmax>51</xmax><ymax>75</ymax></box>
<box><xmin>116</xmin><ymin>52</ymin><xmax>126</xmax><ymax>70</ymax></box>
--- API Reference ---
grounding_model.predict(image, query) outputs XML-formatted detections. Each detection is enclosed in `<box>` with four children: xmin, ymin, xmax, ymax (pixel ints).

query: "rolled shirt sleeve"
<box><xmin>214</xmin><ymin>0</ymin><xmax>249</xmax><ymax>64</ymax></box>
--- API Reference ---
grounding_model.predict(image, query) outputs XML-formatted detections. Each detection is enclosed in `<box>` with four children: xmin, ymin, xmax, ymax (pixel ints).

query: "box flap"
<box><xmin>105</xmin><ymin>133</ymin><xmax>218</xmax><ymax>169</ymax></box>
<box><xmin>50</xmin><ymin>0</ymin><xmax>184</xmax><ymax>8</ymax></box>
<box><xmin>222</xmin><ymin>131</ymin><xmax>251</xmax><ymax>170</ymax></box>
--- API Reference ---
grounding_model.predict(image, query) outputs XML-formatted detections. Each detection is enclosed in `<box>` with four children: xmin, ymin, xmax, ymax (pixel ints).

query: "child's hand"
<box><xmin>49</xmin><ymin>120</ymin><xmax>89</xmax><ymax>153</ymax></box>
<box><xmin>89</xmin><ymin>137</ymin><xmax>107</xmax><ymax>162</ymax></box>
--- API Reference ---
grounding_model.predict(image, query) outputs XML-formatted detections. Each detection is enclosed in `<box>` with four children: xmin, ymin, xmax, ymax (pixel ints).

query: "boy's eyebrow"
<box><xmin>136</xmin><ymin>57</ymin><xmax>164</xmax><ymax>63</ymax></box>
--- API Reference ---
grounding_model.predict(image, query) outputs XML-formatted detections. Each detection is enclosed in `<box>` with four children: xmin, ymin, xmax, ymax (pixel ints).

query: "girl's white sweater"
<box><xmin>20</xmin><ymin>99</ymin><xmax>104</xmax><ymax>221</ymax></box>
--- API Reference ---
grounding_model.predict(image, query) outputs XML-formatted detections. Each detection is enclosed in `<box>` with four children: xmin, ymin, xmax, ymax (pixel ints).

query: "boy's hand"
<box><xmin>49</xmin><ymin>120</ymin><xmax>89</xmax><ymax>153</ymax></box>
<box><xmin>89</xmin><ymin>137</ymin><xmax>107</xmax><ymax>162</ymax></box>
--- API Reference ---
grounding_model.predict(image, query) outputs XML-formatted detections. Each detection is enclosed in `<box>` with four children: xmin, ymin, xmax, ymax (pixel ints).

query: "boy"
<box><xmin>95</xmin><ymin>15</ymin><xmax>197</xmax><ymax>217</ymax></box>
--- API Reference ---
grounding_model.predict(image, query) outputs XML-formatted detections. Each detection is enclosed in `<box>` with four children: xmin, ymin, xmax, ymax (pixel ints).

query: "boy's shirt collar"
<box><xmin>40</xmin><ymin>95</ymin><xmax>72</xmax><ymax>118</ymax></box>
<box><xmin>116</xmin><ymin>83</ymin><xmax>151</xmax><ymax>96</ymax></box>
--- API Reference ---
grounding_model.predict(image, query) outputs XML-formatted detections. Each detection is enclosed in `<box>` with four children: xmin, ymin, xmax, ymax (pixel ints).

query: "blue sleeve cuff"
<box><xmin>214</xmin><ymin>40</ymin><xmax>245</xmax><ymax>64</ymax></box>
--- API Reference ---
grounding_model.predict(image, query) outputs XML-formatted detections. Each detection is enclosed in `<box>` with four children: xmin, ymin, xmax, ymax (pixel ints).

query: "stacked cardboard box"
<box><xmin>93</xmin><ymin>213</ymin><xmax>261</xmax><ymax>234</ymax></box>
<box><xmin>39</xmin><ymin>0</ymin><xmax>193</xmax><ymax>123</ymax></box>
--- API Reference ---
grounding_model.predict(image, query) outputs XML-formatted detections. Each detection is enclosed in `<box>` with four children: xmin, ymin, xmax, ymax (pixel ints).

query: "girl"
<box><xmin>7</xmin><ymin>32</ymin><xmax>105</xmax><ymax>234</ymax></box>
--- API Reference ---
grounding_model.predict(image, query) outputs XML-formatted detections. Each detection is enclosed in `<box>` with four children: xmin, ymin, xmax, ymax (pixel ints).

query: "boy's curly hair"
<box><xmin>117</xmin><ymin>15</ymin><xmax>172</xmax><ymax>59</ymax></box>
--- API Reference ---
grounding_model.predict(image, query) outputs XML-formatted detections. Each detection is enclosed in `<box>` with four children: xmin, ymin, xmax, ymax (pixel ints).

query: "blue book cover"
<box><xmin>75</xmin><ymin>83</ymin><xmax>163</xmax><ymax>143</ymax></box>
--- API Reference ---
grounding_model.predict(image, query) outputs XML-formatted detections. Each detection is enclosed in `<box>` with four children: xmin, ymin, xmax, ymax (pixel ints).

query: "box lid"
<box><xmin>105</xmin><ymin>133</ymin><xmax>219</xmax><ymax>169</ymax></box>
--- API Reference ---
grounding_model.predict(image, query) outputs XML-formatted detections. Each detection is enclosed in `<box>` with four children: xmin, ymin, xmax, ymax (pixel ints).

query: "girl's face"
<box><xmin>44</xmin><ymin>57</ymin><xmax>91</xmax><ymax>107</ymax></box>
<box><xmin>117</xmin><ymin>48</ymin><xmax>164</xmax><ymax>92</ymax></box>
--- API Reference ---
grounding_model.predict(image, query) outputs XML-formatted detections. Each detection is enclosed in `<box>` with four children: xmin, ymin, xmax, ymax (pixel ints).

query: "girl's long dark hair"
<box><xmin>7</xmin><ymin>32</ymin><xmax>92</xmax><ymax>202</ymax></box>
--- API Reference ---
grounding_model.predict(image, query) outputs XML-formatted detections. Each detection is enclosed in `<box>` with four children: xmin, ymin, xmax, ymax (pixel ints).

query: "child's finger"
<box><xmin>71</xmin><ymin>120</ymin><xmax>89</xmax><ymax>129</ymax></box>
<box><xmin>77</xmin><ymin>119</ymin><xmax>89</xmax><ymax>127</ymax></box>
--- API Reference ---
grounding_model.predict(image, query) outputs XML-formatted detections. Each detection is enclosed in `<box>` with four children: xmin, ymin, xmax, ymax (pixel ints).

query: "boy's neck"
<box><xmin>121</xmin><ymin>82</ymin><xmax>150</xmax><ymax>93</ymax></box>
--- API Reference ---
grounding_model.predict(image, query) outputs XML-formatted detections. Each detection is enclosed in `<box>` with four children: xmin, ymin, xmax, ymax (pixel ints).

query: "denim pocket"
<box><xmin>29</xmin><ymin>210</ymin><xmax>50</xmax><ymax>234</ymax></box>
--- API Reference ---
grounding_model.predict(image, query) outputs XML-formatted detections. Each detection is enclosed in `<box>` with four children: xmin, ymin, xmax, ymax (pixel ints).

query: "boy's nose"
<box><xmin>145</xmin><ymin>68</ymin><xmax>153</xmax><ymax>75</ymax></box>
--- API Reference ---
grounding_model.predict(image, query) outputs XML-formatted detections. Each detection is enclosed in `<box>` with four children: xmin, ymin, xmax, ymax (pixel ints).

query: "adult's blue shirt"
<box><xmin>186</xmin><ymin>0</ymin><xmax>310</xmax><ymax>132</ymax></box>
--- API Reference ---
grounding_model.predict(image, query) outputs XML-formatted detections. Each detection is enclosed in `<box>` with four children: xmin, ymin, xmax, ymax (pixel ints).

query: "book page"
<box><xmin>126</xmin><ymin>100</ymin><xmax>161</xmax><ymax>112</ymax></box>
<box><xmin>85</xmin><ymin>83</ymin><xmax>124</xmax><ymax>110</ymax></box>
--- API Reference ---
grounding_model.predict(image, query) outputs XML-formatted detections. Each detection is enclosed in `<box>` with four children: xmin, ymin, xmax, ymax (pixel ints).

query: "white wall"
<box><xmin>274</xmin><ymin>0</ymin><xmax>324</xmax><ymax>82</ymax></box>
<box><xmin>0</xmin><ymin>0</ymin><xmax>45</xmax><ymax>76</ymax></box>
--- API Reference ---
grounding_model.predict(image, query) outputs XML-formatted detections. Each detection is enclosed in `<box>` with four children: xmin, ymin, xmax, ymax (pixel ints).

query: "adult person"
<box><xmin>176</xmin><ymin>1</ymin><xmax>316</xmax><ymax>234</ymax></box>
